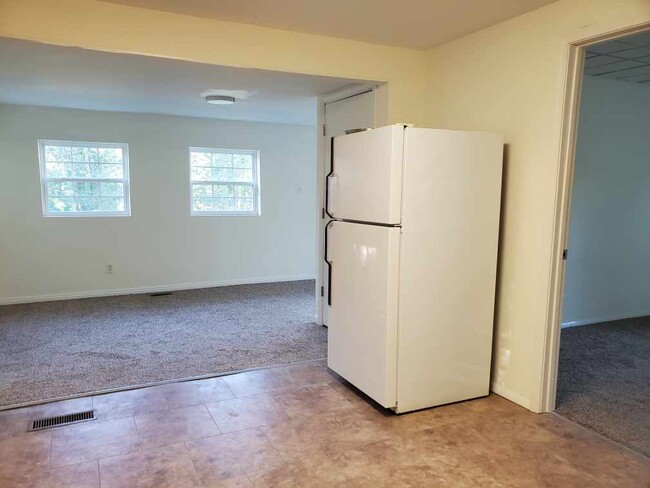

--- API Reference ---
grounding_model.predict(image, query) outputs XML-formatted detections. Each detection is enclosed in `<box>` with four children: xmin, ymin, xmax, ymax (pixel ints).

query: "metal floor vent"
<box><xmin>29</xmin><ymin>410</ymin><xmax>96</xmax><ymax>432</ymax></box>
<box><xmin>150</xmin><ymin>291</ymin><xmax>173</xmax><ymax>297</ymax></box>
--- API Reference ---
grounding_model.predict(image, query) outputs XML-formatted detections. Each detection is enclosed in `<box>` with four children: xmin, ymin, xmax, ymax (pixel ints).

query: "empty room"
<box><xmin>0</xmin><ymin>38</ymin><xmax>375</xmax><ymax>405</ymax></box>
<box><xmin>0</xmin><ymin>0</ymin><xmax>649</xmax><ymax>487</ymax></box>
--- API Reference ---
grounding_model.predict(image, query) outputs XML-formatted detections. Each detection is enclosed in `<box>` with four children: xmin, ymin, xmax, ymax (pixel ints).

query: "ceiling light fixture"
<box><xmin>205</xmin><ymin>95</ymin><xmax>235</xmax><ymax>105</ymax></box>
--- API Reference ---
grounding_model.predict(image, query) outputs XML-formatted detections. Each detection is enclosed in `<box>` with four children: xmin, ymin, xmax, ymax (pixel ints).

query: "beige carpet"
<box><xmin>0</xmin><ymin>280</ymin><xmax>325</xmax><ymax>408</ymax></box>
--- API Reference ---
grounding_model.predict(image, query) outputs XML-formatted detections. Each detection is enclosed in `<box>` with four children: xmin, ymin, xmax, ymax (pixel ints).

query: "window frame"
<box><xmin>188</xmin><ymin>147</ymin><xmax>261</xmax><ymax>217</ymax></box>
<box><xmin>37</xmin><ymin>139</ymin><xmax>131</xmax><ymax>218</ymax></box>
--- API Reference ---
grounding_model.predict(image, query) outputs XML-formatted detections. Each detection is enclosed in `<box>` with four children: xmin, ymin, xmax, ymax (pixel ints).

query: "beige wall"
<box><xmin>425</xmin><ymin>0</ymin><xmax>650</xmax><ymax>411</ymax></box>
<box><xmin>0</xmin><ymin>0</ymin><xmax>427</xmax><ymax>127</ymax></box>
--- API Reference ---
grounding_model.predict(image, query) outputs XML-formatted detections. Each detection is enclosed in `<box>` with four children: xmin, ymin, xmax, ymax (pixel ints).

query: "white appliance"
<box><xmin>325</xmin><ymin>124</ymin><xmax>503</xmax><ymax>414</ymax></box>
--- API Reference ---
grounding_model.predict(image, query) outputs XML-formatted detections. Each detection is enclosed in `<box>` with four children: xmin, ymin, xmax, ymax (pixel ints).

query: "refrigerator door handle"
<box><xmin>326</xmin><ymin>173</ymin><xmax>338</xmax><ymax>218</ymax></box>
<box><xmin>325</xmin><ymin>136</ymin><xmax>336</xmax><ymax>218</ymax></box>
<box><xmin>324</xmin><ymin>221</ymin><xmax>335</xmax><ymax>306</ymax></box>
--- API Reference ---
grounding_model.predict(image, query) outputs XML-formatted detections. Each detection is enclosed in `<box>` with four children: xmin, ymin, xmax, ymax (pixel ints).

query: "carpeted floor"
<box><xmin>0</xmin><ymin>280</ymin><xmax>325</xmax><ymax>408</ymax></box>
<box><xmin>556</xmin><ymin>315</ymin><xmax>650</xmax><ymax>456</ymax></box>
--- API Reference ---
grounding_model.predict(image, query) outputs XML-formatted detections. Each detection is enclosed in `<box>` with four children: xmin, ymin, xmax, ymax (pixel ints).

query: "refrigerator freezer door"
<box><xmin>326</xmin><ymin>221</ymin><xmax>400</xmax><ymax>408</ymax></box>
<box><xmin>327</xmin><ymin>125</ymin><xmax>404</xmax><ymax>225</ymax></box>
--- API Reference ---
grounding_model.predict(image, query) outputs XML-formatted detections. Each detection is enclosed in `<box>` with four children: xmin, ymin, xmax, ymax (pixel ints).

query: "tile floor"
<box><xmin>0</xmin><ymin>360</ymin><xmax>647</xmax><ymax>487</ymax></box>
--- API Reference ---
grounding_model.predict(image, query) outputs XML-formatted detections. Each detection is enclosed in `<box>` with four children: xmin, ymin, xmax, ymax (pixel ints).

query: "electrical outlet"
<box><xmin>106</xmin><ymin>264</ymin><xmax>113</xmax><ymax>274</ymax></box>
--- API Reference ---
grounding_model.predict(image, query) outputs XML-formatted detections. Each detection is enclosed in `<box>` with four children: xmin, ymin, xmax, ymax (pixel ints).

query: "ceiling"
<box><xmin>0</xmin><ymin>38</ymin><xmax>362</xmax><ymax>125</ymax></box>
<box><xmin>584</xmin><ymin>30</ymin><xmax>650</xmax><ymax>84</ymax></box>
<box><xmin>102</xmin><ymin>0</ymin><xmax>556</xmax><ymax>49</ymax></box>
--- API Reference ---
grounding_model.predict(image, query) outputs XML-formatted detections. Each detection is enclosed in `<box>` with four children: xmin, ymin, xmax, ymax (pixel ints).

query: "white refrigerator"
<box><xmin>325</xmin><ymin>124</ymin><xmax>503</xmax><ymax>414</ymax></box>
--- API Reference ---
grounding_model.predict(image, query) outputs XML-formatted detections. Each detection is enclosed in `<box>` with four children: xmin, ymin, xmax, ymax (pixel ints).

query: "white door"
<box><xmin>326</xmin><ymin>220</ymin><xmax>400</xmax><ymax>408</ymax></box>
<box><xmin>321</xmin><ymin>91</ymin><xmax>375</xmax><ymax>325</ymax></box>
<box><xmin>327</xmin><ymin>124</ymin><xmax>404</xmax><ymax>225</ymax></box>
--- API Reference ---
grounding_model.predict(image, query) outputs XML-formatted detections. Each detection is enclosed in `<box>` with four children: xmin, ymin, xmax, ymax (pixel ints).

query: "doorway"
<box><xmin>552</xmin><ymin>29</ymin><xmax>650</xmax><ymax>456</ymax></box>
<box><xmin>316</xmin><ymin>89</ymin><xmax>379</xmax><ymax>325</ymax></box>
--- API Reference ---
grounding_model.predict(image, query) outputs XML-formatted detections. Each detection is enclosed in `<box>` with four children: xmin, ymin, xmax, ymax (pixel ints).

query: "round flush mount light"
<box><xmin>205</xmin><ymin>95</ymin><xmax>235</xmax><ymax>105</ymax></box>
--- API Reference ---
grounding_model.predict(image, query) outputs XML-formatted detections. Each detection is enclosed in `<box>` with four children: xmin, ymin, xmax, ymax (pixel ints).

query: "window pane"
<box><xmin>235</xmin><ymin>198</ymin><xmax>254</xmax><ymax>211</ymax></box>
<box><xmin>190</xmin><ymin>152</ymin><xmax>211</xmax><ymax>166</ymax></box>
<box><xmin>214</xmin><ymin>198</ymin><xmax>235</xmax><ymax>211</ymax></box>
<box><xmin>233</xmin><ymin>184</ymin><xmax>253</xmax><ymax>197</ymax></box>
<box><xmin>47</xmin><ymin>182</ymin><xmax>73</xmax><ymax>196</ymax></box>
<box><xmin>192</xmin><ymin>183</ymin><xmax>213</xmax><ymax>197</ymax></box>
<box><xmin>45</xmin><ymin>162</ymin><xmax>66</xmax><ymax>178</ymax></box>
<box><xmin>71</xmin><ymin>163</ymin><xmax>91</xmax><ymax>178</ymax></box>
<box><xmin>233</xmin><ymin>154</ymin><xmax>253</xmax><ymax>169</ymax></box>
<box><xmin>191</xmin><ymin>166</ymin><xmax>211</xmax><ymax>181</ymax></box>
<box><xmin>72</xmin><ymin>181</ymin><xmax>100</xmax><ymax>196</ymax></box>
<box><xmin>212</xmin><ymin>152</ymin><xmax>232</xmax><ymax>168</ymax></box>
<box><xmin>44</xmin><ymin>146</ymin><xmax>71</xmax><ymax>162</ymax></box>
<box><xmin>98</xmin><ymin>147</ymin><xmax>123</xmax><ymax>163</ymax></box>
<box><xmin>214</xmin><ymin>184</ymin><xmax>234</xmax><ymax>197</ymax></box>
<box><xmin>212</xmin><ymin>167</ymin><xmax>233</xmax><ymax>181</ymax></box>
<box><xmin>100</xmin><ymin>182</ymin><xmax>124</xmax><ymax>197</ymax></box>
<box><xmin>193</xmin><ymin>197</ymin><xmax>213</xmax><ymax>212</ymax></box>
<box><xmin>100</xmin><ymin>197</ymin><xmax>124</xmax><ymax>212</ymax></box>
<box><xmin>233</xmin><ymin>168</ymin><xmax>253</xmax><ymax>182</ymax></box>
<box><xmin>72</xmin><ymin>147</ymin><xmax>98</xmax><ymax>162</ymax></box>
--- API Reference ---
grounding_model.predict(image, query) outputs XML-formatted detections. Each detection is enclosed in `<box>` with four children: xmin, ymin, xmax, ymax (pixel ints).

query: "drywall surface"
<box><xmin>0</xmin><ymin>0</ymin><xmax>427</xmax><ymax>127</ymax></box>
<box><xmin>425</xmin><ymin>0</ymin><xmax>650</xmax><ymax>411</ymax></box>
<box><xmin>562</xmin><ymin>76</ymin><xmax>650</xmax><ymax>327</ymax></box>
<box><xmin>0</xmin><ymin>104</ymin><xmax>316</xmax><ymax>302</ymax></box>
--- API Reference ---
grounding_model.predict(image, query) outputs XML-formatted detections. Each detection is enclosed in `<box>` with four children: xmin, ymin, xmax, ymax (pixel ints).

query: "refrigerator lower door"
<box><xmin>326</xmin><ymin>221</ymin><xmax>400</xmax><ymax>409</ymax></box>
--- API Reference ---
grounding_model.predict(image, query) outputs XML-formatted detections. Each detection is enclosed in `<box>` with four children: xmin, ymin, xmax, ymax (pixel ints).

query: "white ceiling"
<box><xmin>102</xmin><ymin>0</ymin><xmax>556</xmax><ymax>49</ymax></box>
<box><xmin>584</xmin><ymin>31</ymin><xmax>650</xmax><ymax>85</ymax></box>
<box><xmin>0</xmin><ymin>38</ymin><xmax>362</xmax><ymax>125</ymax></box>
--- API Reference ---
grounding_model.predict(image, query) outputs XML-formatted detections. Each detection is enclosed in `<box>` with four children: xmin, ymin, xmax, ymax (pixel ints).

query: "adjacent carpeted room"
<box><xmin>555</xmin><ymin>316</ymin><xmax>650</xmax><ymax>457</ymax></box>
<box><xmin>0</xmin><ymin>280</ymin><xmax>325</xmax><ymax>408</ymax></box>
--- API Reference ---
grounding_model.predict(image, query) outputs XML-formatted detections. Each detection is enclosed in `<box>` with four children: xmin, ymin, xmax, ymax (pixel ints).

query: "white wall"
<box><xmin>561</xmin><ymin>76</ymin><xmax>650</xmax><ymax>327</ymax></box>
<box><xmin>0</xmin><ymin>104</ymin><xmax>317</xmax><ymax>303</ymax></box>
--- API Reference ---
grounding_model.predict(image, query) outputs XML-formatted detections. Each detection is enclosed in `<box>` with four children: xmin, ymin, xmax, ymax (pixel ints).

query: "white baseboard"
<box><xmin>0</xmin><ymin>274</ymin><xmax>316</xmax><ymax>306</ymax></box>
<box><xmin>561</xmin><ymin>311</ymin><xmax>650</xmax><ymax>328</ymax></box>
<box><xmin>490</xmin><ymin>381</ymin><xmax>532</xmax><ymax>412</ymax></box>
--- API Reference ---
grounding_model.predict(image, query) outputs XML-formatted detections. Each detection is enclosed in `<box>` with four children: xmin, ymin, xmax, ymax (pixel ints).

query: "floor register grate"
<box><xmin>29</xmin><ymin>410</ymin><xmax>97</xmax><ymax>431</ymax></box>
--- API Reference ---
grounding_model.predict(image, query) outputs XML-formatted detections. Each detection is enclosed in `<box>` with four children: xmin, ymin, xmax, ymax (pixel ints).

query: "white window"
<box><xmin>38</xmin><ymin>140</ymin><xmax>131</xmax><ymax>217</ymax></box>
<box><xmin>189</xmin><ymin>147</ymin><xmax>260</xmax><ymax>216</ymax></box>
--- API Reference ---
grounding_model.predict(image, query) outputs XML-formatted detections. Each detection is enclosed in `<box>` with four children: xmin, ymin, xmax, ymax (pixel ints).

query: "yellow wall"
<box><xmin>0</xmin><ymin>0</ymin><xmax>427</xmax><ymax>126</ymax></box>
<box><xmin>425</xmin><ymin>0</ymin><xmax>650</xmax><ymax>411</ymax></box>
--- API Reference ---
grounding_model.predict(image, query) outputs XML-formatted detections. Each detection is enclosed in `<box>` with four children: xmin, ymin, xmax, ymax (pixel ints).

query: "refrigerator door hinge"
<box><xmin>322</xmin><ymin>124</ymin><xmax>327</xmax><ymax>136</ymax></box>
<box><xmin>320</xmin><ymin>286</ymin><xmax>324</xmax><ymax>297</ymax></box>
<box><xmin>562</xmin><ymin>249</ymin><xmax>568</xmax><ymax>260</ymax></box>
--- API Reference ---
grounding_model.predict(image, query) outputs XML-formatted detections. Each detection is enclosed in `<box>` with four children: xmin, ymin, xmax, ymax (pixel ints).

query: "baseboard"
<box><xmin>0</xmin><ymin>274</ymin><xmax>316</xmax><ymax>305</ymax></box>
<box><xmin>561</xmin><ymin>311</ymin><xmax>650</xmax><ymax>328</ymax></box>
<box><xmin>490</xmin><ymin>381</ymin><xmax>532</xmax><ymax>411</ymax></box>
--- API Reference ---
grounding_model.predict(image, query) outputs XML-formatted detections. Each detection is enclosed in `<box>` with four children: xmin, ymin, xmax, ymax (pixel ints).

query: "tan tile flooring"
<box><xmin>0</xmin><ymin>360</ymin><xmax>648</xmax><ymax>487</ymax></box>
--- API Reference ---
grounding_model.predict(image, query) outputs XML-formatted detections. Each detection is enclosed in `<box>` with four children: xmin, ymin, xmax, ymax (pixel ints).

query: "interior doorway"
<box><xmin>552</xmin><ymin>29</ymin><xmax>650</xmax><ymax>456</ymax></box>
<box><xmin>0</xmin><ymin>38</ymin><xmax>381</xmax><ymax>409</ymax></box>
<box><xmin>318</xmin><ymin>89</ymin><xmax>376</xmax><ymax>326</ymax></box>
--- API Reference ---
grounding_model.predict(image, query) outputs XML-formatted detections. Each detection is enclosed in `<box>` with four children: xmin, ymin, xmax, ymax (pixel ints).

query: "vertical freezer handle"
<box><xmin>326</xmin><ymin>173</ymin><xmax>338</xmax><ymax>218</ymax></box>
<box><xmin>325</xmin><ymin>136</ymin><xmax>336</xmax><ymax>219</ymax></box>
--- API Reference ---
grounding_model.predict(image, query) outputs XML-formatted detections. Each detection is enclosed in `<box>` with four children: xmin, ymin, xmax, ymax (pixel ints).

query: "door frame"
<box><xmin>539</xmin><ymin>23</ymin><xmax>650</xmax><ymax>412</ymax></box>
<box><xmin>314</xmin><ymin>83</ymin><xmax>388</xmax><ymax>325</ymax></box>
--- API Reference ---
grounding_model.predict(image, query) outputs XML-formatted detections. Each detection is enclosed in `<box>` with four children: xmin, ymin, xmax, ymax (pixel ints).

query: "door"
<box><xmin>327</xmin><ymin>125</ymin><xmax>404</xmax><ymax>225</ymax></box>
<box><xmin>321</xmin><ymin>91</ymin><xmax>375</xmax><ymax>325</ymax></box>
<box><xmin>326</xmin><ymin>220</ymin><xmax>400</xmax><ymax>408</ymax></box>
